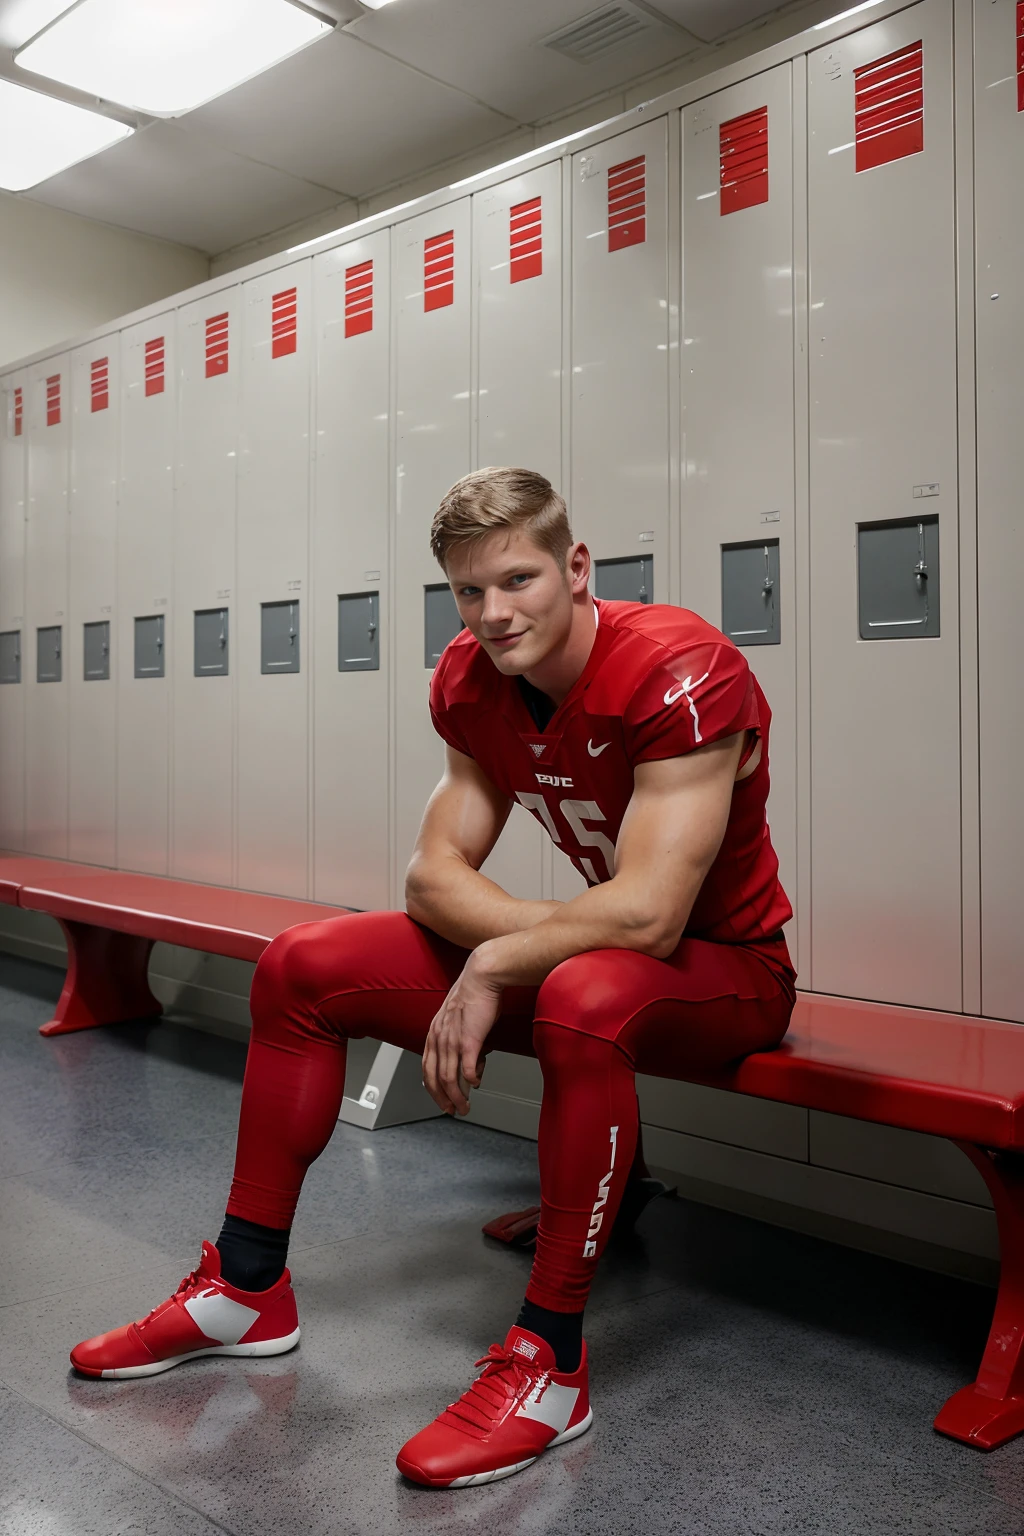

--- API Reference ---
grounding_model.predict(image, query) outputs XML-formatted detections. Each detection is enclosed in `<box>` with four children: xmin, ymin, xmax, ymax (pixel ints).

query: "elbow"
<box><xmin>403</xmin><ymin>854</ymin><xmax>433</xmax><ymax>922</ymax></box>
<box><xmin>642</xmin><ymin>926</ymin><xmax>683</xmax><ymax>961</ymax></box>
<box><xmin>628</xmin><ymin>910</ymin><xmax>684</xmax><ymax>961</ymax></box>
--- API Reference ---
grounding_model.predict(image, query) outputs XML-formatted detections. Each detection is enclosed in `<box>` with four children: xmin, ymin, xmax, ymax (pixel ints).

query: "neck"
<box><xmin>523</xmin><ymin>594</ymin><xmax>597</xmax><ymax>705</ymax></box>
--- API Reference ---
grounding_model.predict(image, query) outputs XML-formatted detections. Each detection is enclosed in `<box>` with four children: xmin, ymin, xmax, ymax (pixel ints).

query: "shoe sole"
<box><xmin>72</xmin><ymin>1327</ymin><xmax>301</xmax><ymax>1380</ymax></box>
<box><xmin>444</xmin><ymin>1408</ymin><xmax>595</xmax><ymax>1489</ymax></box>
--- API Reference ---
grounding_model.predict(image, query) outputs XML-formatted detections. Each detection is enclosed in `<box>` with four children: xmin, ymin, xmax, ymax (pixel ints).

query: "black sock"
<box><xmin>515</xmin><ymin>1299</ymin><xmax>584</xmax><ymax>1374</ymax></box>
<box><xmin>216</xmin><ymin>1213</ymin><xmax>290</xmax><ymax>1293</ymax></box>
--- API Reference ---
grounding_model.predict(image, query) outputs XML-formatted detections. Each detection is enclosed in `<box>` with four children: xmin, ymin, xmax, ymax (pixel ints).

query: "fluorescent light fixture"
<box><xmin>813</xmin><ymin>1</ymin><xmax>885</xmax><ymax>30</ymax></box>
<box><xmin>359</xmin><ymin>0</ymin><xmax>398</xmax><ymax>8</ymax></box>
<box><xmin>287</xmin><ymin>199</ymin><xmax>420</xmax><ymax>254</ymax></box>
<box><xmin>449</xmin><ymin>125</ymin><xmax>605</xmax><ymax>189</ymax></box>
<box><xmin>0</xmin><ymin>76</ymin><xmax>132</xmax><ymax>189</ymax></box>
<box><xmin>16</xmin><ymin>0</ymin><xmax>332</xmax><ymax>118</ymax></box>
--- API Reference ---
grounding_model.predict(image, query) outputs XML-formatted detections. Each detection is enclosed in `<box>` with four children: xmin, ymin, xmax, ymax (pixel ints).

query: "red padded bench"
<box><xmin>488</xmin><ymin>992</ymin><xmax>1024</xmax><ymax>1453</ymax></box>
<box><xmin>0</xmin><ymin>854</ymin><xmax>345</xmax><ymax>1038</ymax></box>
<box><xmin>2</xmin><ymin>855</ymin><xmax>1022</xmax><ymax>1450</ymax></box>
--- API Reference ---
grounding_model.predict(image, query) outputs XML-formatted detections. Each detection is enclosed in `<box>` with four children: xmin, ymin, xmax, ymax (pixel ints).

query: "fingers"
<box><xmin>422</xmin><ymin>1013</ymin><xmax>455</xmax><ymax>1115</ymax></box>
<box><xmin>439</xmin><ymin>1012</ymin><xmax>471</xmax><ymax>1116</ymax></box>
<box><xmin>461</xmin><ymin>1035</ymin><xmax>482</xmax><ymax>1090</ymax></box>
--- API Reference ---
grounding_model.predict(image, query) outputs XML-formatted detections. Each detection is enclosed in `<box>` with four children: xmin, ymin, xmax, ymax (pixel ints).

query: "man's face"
<box><xmin>446</xmin><ymin>529</ymin><xmax>580</xmax><ymax>676</ymax></box>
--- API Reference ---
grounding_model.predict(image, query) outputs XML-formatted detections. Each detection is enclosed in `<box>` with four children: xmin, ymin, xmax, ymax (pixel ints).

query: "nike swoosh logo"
<box><xmin>587</xmin><ymin>740</ymin><xmax>610</xmax><ymax>757</ymax></box>
<box><xmin>663</xmin><ymin>686</ymin><xmax>688</xmax><ymax>705</ymax></box>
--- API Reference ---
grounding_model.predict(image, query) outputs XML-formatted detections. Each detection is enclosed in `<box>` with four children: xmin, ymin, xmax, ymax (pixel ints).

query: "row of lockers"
<box><xmin>0</xmin><ymin>0</ymin><xmax>1020</xmax><ymax>1024</ymax></box>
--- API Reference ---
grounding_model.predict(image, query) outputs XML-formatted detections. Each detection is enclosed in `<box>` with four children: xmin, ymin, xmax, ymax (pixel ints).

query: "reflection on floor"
<box><xmin>0</xmin><ymin>951</ymin><xmax>1020</xmax><ymax>1536</ymax></box>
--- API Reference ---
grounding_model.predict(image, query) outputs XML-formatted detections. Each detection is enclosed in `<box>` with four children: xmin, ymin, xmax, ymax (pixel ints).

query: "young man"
<box><xmin>71</xmin><ymin>468</ymin><xmax>795</xmax><ymax>1489</ymax></box>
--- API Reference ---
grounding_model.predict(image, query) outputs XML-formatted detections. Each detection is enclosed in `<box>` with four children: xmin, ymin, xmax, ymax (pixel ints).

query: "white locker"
<box><xmin>237</xmin><ymin>262</ymin><xmax>311</xmax><ymax>898</ymax></box>
<box><xmin>68</xmin><ymin>342</ymin><xmax>119</xmax><ymax>865</ymax></box>
<box><xmin>566</xmin><ymin>118</ymin><xmax>670</xmax><ymax>901</ymax></box>
<box><xmin>393</xmin><ymin>202</ymin><xmax>472</xmax><ymax>893</ymax></box>
<box><xmin>974</xmin><ymin>0</ymin><xmax>1024</xmax><ymax>1022</ymax></box>
<box><xmin>172</xmin><ymin>290</ymin><xmax>240</xmax><ymax>887</ymax></box>
<box><xmin>25</xmin><ymin>358</ymin><xmax>70</xmax><ymax>857</ymax></box>
<box><xmin>312</xmin><ymin>233</ymin><xmax>390</xmax><ymax>911</ymax></box>
<box><xmin>0</xmin><ymin>375</ymin><xmax>27</xmax><ymax>851</ymax></box>
<box><xmin>808</xmin><ymin>1</ymin><xmax>961</xmax><ymax>1008</ymax></box>
<box><xmin>118</xmin><ymin>317</ymin><xmax>175</xmax><ymax>874</ymax></box>
<box><xmin>472</xmin><ymin>163</ymin><xmax>564</xmax><ymax>902</ymax></box>
<box><xmin>571</xmin><ymin>121</ymin><xmax>671</xmax><ymax>564</ymax></box>
<box><xmin>679</xmin><ymin>68</ymin><xmax>799</xmax><ymax>965</ymax></box>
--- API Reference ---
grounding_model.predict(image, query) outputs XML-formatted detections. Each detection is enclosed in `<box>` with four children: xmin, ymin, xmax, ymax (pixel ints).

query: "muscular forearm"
<box><xmin>405</xmin><ymin>852</ymin><xmax>562</xmax><ymax>949</ymax></box>
<box><xmin>472</xmin><ymin>871</ymin><xmax>702</xmax><ymax>988</ymax></box>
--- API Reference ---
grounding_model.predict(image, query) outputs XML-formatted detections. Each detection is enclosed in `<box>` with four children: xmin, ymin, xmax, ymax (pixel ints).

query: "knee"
<box><xmin>250</xmin><ymin>921</ymin><xmax>339</xmax><ymax>1034</ymax></box>
<box><xmin>534</xmin><ymin>950</ymin><xmax>647</xmax><ymax>1044</ymax></box>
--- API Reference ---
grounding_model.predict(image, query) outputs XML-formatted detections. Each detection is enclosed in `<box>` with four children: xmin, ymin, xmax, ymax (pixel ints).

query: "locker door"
<box><xmin>808</xmin><ymin>1</ymin><xmax>960</xmax><ymax>1008</ymax></box>
<box><xmin>172</xmin><ymin>290</ymin><xmax>240</xmax><ymax>886</ymax></box>
<box><xmin>680</xmin><ymin>67</ymin><xmax>798</xmax><ymax>965</ymax></box>
<box><xmin>572</xmin><ymin>121</ymin><xmax>670</xmax><ymax>565</ymax></box>
<box><xmin>118</xmin><ymin>317</ymin><xmax>174</xmax><ymax>874</ymax></box>
<box><xmin>0</xmin><ymin>374</ymin><xmax>27</xmax><ymax>851</ymax></box>
<box><xmin>975</xmin><ymin>0</ymin><xmax>1024</xmax><ymax>1021</ymax></box>
<box><xmin>237</xmin><ymin>263</ymin><xmax>311</xmax><ymax>898</ymax></box>
<box><xmin>25</xmin><ymin>358</ymin><xmax>70</xmax><ymax>857</ymax></box>
<box><xmin>393</xmin><ymin>202</ymin><xmax>472</xmax><ymax>894</ymax></box>
<box><xmin>473</xmin><ymin>162</ymin><xmax>563</xmax><ymax>901</ymax></box>
<box><xmin>68</xmin><ymin>343</ymin><xmax>118</xmax><ymax>865</ymax></box>
<box><xmin>312</xmin><ymin>232</ymin><xmax>390</xmax><ymax>910</ymax></box>
<box><xmin>568</xmin><ymin>118</ymin><xmax>670</xmax><ymax>899</ymax></box>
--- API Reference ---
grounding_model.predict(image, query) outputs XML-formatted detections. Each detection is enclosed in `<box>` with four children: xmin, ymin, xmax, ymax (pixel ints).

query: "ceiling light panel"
<box><xmin>0</xmin><ymin>77</ymin><xmax>132</xmax><ymax>190</ymax></box>
<box><xmin>16</xmin><ymin>0</ymin><xmax>333</xmax><ymax>118</ymax></box>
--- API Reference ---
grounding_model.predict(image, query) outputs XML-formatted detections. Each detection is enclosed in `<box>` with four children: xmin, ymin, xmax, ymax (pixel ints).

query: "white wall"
<box><xmin>0</xmin><ymin>193</ymin><xmax>208</xmax><ymax>368</ymax></box>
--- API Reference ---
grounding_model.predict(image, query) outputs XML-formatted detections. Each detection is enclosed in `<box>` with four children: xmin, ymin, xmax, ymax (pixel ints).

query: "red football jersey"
<box><xmin>430</xmin><ymin>599</ymin><xmax>794</xmax><ymax>954</ymax></box>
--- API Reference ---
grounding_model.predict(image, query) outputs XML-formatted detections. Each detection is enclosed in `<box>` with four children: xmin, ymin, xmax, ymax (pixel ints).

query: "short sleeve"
<box><xmin>623</xmin><ymin>641</ymin><xmax>758</xmax><ymax>764</ymax></box>
<box><xmin>428</xmin><ymin>651</ymin><xmax>474</xmax><ymax>758</ymax></box>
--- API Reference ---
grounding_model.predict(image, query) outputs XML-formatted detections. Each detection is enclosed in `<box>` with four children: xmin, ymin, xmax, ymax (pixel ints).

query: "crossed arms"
<box><xmin>407</xmin><ymin>732</ymin><xmax>748</xmax><ymax>1115</ymax></box>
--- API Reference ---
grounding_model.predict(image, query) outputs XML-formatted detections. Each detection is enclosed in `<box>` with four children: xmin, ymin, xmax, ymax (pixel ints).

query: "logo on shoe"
<box><xmin>513</xmin><ymin>1336</ymin><xmax>539</xmax><ymax>1361</ymax></box>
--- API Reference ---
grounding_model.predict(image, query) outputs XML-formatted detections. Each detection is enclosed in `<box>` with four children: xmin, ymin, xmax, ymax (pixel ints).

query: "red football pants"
<box><xmin>227</xmin><ymin>911</ymin><xmax>795</xmax><ymax>1312</ymax></box>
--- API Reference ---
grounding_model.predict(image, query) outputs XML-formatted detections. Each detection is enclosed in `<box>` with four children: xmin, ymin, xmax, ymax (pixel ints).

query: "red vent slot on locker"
<box><xmin>720</xmin><ymin>106</ymin><xmax>769</xmax><ymax>215</ymax></box>
<box><xmin>424</xmin><ymin>231</ymin><xmax>455</xmax><ymax>311</ymax></box>
<box><xmin>1017</xmin><ymin>1</ymin><xmax>1024</xmax><ymax>112</ymax></box>
<box><xmin>345</xmin><ymin>260</ymin><xmax>373</xmax><ymax>337</ymax></box>
<box><xmin>13</xmin><ymin>386</ymin><xmax>23</xmax><ymax>437</ymax></box>
<box><xmin>608</xmin><ymin>155</ymin><xmax>646</xmax><ymax>252</ymax></box>
<box><xmin>272</xmin><ymin>287</ymin><xmax>298</xmax><ymax>358</ymax></box>
<box><xmin>46</xmin><ymin>374</ymin><xmax>61</xmax><ymax>427</ymax></box>
<box><xmin>90</xmin><ymin>357</ymin><xmax>109</xmax><ymax>413</ymax></box>
<box><xmin>144</xmin><ymin>337</ymin><xmax>165</xmax><ymax>397</ymax></box>
<box><xmin>206</xmin><ymin>312</ymin><xmax>229</xmax><ymax>377</ymax></box>
<box><xmin>854</xmin><ymin>40</ymin><xmax>924</xmax><ymax>173</ymax></box>
<box><xmin>510</xmin><ymin>197</ymin><xmax>542</xmax><ymax>283</ymax></box>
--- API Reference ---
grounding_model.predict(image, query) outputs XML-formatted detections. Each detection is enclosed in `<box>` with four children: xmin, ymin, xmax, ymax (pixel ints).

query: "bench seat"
<box><xmin>0</xmin><ymin>854</ymin><xmax>345</xmax><ymax>1039</ymax></box>
<box><xmin>1</xmin><ymin>851</ymin><xmax>1022</xmax><ymax>1451</ymax></box>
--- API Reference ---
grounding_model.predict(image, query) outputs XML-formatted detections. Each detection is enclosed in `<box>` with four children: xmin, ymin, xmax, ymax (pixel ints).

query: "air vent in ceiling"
<box><xmin>542</xmin><ymin>3</ymin><xmax>666</xmax><ymax>64</ymax></box>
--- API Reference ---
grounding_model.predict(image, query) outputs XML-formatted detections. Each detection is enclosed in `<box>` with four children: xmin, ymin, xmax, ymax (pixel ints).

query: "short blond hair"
<box><xmin>430</xmin><ymin>467</ymin><xmax>572</xmax><ymax>569</ymax></box>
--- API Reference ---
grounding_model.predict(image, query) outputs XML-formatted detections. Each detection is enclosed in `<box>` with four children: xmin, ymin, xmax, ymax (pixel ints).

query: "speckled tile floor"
<box><xmin>2</xmin><ymin>951</ymin><xmax>1023</xmax><ymax>1536</ymax></box>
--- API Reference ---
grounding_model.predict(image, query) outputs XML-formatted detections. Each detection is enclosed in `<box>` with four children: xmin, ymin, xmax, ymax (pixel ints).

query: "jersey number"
<box><xmin>515</xmin><ymin>793</ymin><xmax>616</xmax><ymax>883</ymax></box>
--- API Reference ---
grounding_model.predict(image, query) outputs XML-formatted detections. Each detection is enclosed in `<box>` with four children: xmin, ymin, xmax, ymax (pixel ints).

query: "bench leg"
<box><xmin>934</xmin><ymin>1143</ymin><xmax>1024</xmax><ymax>1450</ymax></box>
<box><xmin>39</xmin><ymin>921</ymin><xmax>162</xmax><ymax>1037</ymax></box>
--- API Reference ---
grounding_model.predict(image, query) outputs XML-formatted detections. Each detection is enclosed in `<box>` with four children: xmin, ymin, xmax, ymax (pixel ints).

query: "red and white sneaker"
<box><xmin>70</xmin><ymin>1241</ymin><xmax>300</xmax><ymax>1379</ymax></box>
<box><xmin>396</xmin><ymin>1326</ymin><xmax>592</xmax><ymax>1488</ymax></box>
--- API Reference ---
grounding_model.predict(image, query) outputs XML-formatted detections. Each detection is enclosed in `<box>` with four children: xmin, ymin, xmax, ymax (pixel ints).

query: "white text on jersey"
<box><xmin>536</xmin><ymin>773</ymin><xmax>574</xmax><ymax>788</ymax></box>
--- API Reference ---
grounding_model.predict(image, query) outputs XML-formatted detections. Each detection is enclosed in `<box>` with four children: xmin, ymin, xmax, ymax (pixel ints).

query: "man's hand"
<box><xmin>422</xmin><ymin>953</ymin><xmax>504</xmax><ymax>1116</ymax></box>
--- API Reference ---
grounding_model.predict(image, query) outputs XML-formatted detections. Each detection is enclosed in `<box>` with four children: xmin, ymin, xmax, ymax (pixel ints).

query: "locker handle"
<box><xmin>368</xmin><ymin>621</ymin><xmax>377</xmax><ymax>639</ymax></box>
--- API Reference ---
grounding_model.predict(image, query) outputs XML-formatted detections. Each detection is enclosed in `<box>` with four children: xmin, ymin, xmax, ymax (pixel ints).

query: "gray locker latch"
<box><xmin>857</xmin><ymin>515</ymin><xmax>939</xmax><ymax>639</ymax></box>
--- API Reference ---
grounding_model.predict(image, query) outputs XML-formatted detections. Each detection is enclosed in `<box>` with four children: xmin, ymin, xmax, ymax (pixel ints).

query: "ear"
<box><xmin>567</xmin><ymin>541</ymin><xmax>591</xmax><ymax>596</ymax></box>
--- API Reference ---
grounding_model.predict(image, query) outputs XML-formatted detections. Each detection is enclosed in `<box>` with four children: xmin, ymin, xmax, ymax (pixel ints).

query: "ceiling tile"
<box><xmin>344</xmin><ymin>0</ymin><xmax>701</xmax><ymax>123</ymax></box>
<box><xmin>186</xmin><ymin>29</ymin><xmax>517</xmax><ymax>199</ymax></box>
<box><xmin>644</xmin><ymin>1</ymin><xmax>794</xmax><ymax>43</ymax></box>
<box><xmin>26</xmin><ymin>121</ymin><xmax>341</xmax><ymax>253</ymax></box>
